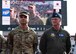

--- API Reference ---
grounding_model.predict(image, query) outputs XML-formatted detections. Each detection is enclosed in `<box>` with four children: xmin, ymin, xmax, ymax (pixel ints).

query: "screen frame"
<box><xmin>0</xmin><ymin>0</ymin><xmax>67</xmax><ymax>31</ymax></box>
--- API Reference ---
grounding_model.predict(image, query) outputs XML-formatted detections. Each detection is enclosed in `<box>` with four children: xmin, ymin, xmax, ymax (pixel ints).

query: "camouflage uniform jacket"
<box><xmin>29</xmin><ymin>14</ymin><xmax>44</xmax><ymax>25</ymax></box>
<box><xmin>7</xmin><ymin>26</ymin><xmax>38</xmax><ymax>54</ymax></box>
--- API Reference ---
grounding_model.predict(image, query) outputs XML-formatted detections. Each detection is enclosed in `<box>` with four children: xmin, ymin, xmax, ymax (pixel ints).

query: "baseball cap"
<box><xmin>51</xmin><ymin>12</ymin><xmax>62</xmax><ymax>19</ymax></box>
<box><xmin>19</xmin><ymin>11</ymin><xmax>29</xmax><ymax>16</ymax></box>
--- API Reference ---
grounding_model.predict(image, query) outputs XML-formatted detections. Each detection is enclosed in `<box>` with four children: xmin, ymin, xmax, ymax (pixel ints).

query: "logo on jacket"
<box><xmin>59</xmin><ymin>34</ymin><xmax>64</xmax><ymax>37</ymax></box>
<box><xmin>50</xmin><ymin>33</ymin><xmax>55</xmax><ymax>37</ymax></box>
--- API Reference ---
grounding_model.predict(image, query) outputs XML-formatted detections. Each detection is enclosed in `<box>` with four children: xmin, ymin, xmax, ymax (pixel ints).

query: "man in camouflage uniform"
<box><xmin>28</xmin><ymin>3</ymin><xmax>44</xmax><ymax>25</ymax></box>
<box><xmin>7</xmin><ymin>11</ymin><xmax>38</xmax><ymax>54</ymax></box>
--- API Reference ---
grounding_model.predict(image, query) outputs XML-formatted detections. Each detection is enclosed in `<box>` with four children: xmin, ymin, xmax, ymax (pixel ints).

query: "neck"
<box><xmin>53</xmin><ymin>25</ymin><xmax>61</xmax><ymax>31</ymax></box>
<box><xmin>20</xmin><ymin>24</ymin><xmax>28</xmax><ymax>30</ymax></box>
<box><xmin>30</xmin><ymin>11</ymin><xmax>36</xmax><ymax>16</ymax></box>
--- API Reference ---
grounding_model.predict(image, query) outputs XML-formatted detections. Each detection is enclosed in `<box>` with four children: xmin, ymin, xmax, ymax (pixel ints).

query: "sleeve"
<box><xmin>36</xmin><ymin>15</ymin><xmax>44</xmax><ymax>25</ymax></box>
<box><xmin>33</xmin><ymin>32</ymin><xmax>38</xmax><ymax>53</ymax></box>
<box><xmin>39</xmin><ymin>32</ymin><xmax>47</xmax><ymax>54</ymax></box>
<box><xmin>0</xmin><ymin>35</ymin><xmax>3</xmax><ymax>53</ymax></box>
<box><xmin>74</xmin><ymin>33</ymin><xmax>76</xmax><ymax>41</ymax></box>
<box><xmin>66</xmin><ymin>32</ymin><xmax>71</xmax><ymax>54</ymax></box>
<box><xmin>0</xmin><ymin>35</ymin><xmax>7</xmax><ymax>53</ymax></box>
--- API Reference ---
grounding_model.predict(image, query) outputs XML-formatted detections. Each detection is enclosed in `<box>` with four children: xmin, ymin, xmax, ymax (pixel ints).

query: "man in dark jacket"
<box><xmin>39</xmin><ymin>12</ymin><xmax>71</xmax><ymax>54</ymax></box>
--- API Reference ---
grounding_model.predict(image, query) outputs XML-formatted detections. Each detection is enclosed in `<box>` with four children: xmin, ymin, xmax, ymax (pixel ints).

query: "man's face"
<box><xmin>28</xmin><ymin>5</ymin><xmax>36</xmax><ymax>12</ymax></box>
<box><xmin>10</xmin><ymin>7</ymin><xmax>17</xmax><ymax>19</ymax></box>
<box><xmin>19</xmin><ymin>15</ymin><xmax>29</xmax><ymax>25</ymax></box>
<box><xmin>51</xmin><ymin>17</ymin><xmax>61</xmax><ymax>26</ymax></box>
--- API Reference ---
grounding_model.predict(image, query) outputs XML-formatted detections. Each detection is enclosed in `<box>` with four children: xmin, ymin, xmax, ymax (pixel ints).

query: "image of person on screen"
<box><xmin>10</xmin><ymin>7</ymin><xmax>18</xmax><ymax>25</ymax></box>
<box><xmin>7</xmin><ymin>11</ymin><xmax>38</xmax><ymax>54</ymax></box>
<box><xmin>46</xmin><ymin>9</ymin><xmax>56</xmax><ymax>26</ymax></box>
<box><xmin>39</xmin><ymin>12</ymin><xmax>71</xmax><ymax>54</ymax></box>
<box><xmin>28</xmin><ymin>3</ymin><xmax>44</xmax><ymax>25</ymax></box>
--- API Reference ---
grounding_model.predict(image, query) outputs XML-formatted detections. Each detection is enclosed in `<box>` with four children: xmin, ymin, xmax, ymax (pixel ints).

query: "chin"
<box><xmin>53</xmin><ymin>24</ymin><xmax>58</xmax><ymax>26</ymax></box>
<box><xmin>21</xmin><ymin>23</ymin><xmax>27</xmax><ymax>25</ymax></box>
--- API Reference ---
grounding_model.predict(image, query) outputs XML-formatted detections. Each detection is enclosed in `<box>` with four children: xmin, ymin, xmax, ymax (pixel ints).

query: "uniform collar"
<box><xmin>15</xmin><ymin>26</ymin><xmax>30</xmax><ymax>32</ymax></box>
<box><xmin>51</xmin><ymin>26</ymin><xmax>62</xmax><ymax>32</ymax></box>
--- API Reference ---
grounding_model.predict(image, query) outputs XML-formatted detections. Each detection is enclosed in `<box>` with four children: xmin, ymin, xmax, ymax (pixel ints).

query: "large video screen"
<box><xmin>0</xmin><ymin>0</ymin><xmax>67</xmax><ymax>31</ymax></box>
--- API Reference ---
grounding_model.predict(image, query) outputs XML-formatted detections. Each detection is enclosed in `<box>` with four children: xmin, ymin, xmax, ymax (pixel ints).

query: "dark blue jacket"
<box><xmin>39</xmin><ymin>27</ymin><xmax>71</xmax><ymax>54</ymax></box>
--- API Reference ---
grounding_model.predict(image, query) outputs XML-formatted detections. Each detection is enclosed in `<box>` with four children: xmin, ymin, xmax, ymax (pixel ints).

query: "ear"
<box><xmin>27</xmin><ymin>15</ymin><xmax>29</xmax><ymax>22</ymax></box>
<box><xmin>60</xmin><ymin>19</ymin><xmax>62</xmax><ymax>25</ymax></box>
<box><xmin>59</xmin><ymin>18</ymin><xmax>61</xmax><ymax>21</ymax></box>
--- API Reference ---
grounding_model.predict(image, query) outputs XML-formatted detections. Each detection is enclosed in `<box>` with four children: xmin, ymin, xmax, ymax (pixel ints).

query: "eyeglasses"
<box><xmin>19</xmin><ymin>15</ymin><xmax>27</xmax><ymax>18</ymax></box>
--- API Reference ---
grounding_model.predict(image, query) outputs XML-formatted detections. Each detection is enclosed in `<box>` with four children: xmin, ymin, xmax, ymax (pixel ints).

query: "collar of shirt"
<box><xmin>51</xmin><ymin>27</ymin><xmax>62</xmax><ymax>33</ymax></box>
<box><xmin>15</xmin><ymin>26</ymin><xmax>30</xmax><ymax>33</ymax></box>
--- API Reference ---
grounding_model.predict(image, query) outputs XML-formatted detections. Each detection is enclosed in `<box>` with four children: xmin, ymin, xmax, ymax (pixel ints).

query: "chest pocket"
<box><xmin>58</xmin><ymin>34</ymin><xmax>66</xmax><ymax>42</ymax></box>
<box><xmin>13</xmin><ymin>32</ymin><xmax>34</xmax><ymax>45</ymax></box>
<box><xmin>24</xmin><ymin>34</ymin><xmax>34</xmax><ymax>44</ymax></box>
<box><xmin>47</xmin><ymin>33</ymin><xmax>66</xmax><ymax>44</ymax></box>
